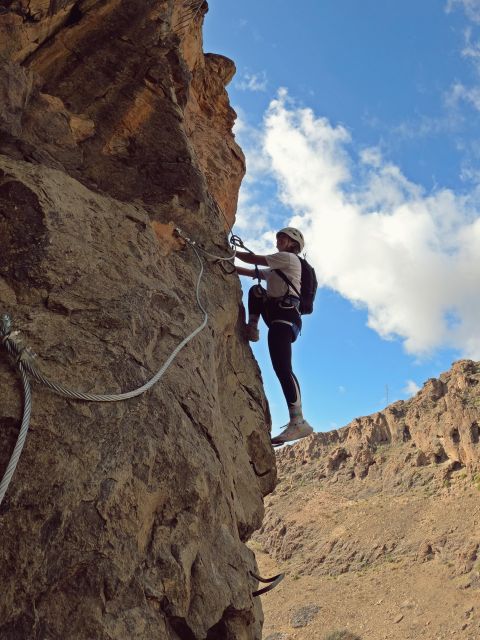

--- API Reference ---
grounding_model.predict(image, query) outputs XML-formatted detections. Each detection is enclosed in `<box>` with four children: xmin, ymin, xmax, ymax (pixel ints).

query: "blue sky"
<box><xmin>203</xmin><ymin>0</ymin><xmax>480</xmax><ymax>435</ymax></box>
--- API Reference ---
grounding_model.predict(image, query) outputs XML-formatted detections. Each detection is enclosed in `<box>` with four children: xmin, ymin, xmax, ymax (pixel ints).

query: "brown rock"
<box><xmin>0</xmin><ymin>2</ymin><xmax>271</xmax><ymax>639</ymax></box>
<box><xmin>69</xmin><ymin>114</ymin><xmax>96</xmax><ymax>143</ymax></box>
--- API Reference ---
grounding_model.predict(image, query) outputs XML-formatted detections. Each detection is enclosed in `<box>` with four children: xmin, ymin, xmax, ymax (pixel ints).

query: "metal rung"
<box><xmin>250</xmin><ymin>571</ymin><xmax>285</xmax><ymax>597</ymax></box>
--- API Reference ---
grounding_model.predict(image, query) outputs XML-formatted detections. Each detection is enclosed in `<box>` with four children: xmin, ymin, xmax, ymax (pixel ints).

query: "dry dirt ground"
<box><xmin>253</xmin><ymin>462</ymin><xmax>480</xmax><ymax>640</ymax></box>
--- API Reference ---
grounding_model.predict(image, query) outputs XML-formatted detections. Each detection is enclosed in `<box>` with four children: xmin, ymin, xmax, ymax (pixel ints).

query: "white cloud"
<box><xmin>239</xmin><ymin>90</ymin><xmax>480</xmax><ymax>358</ymax></box>
<box><xmin>404</xmin><ymin>380</ymin><xmax>421</xmax><ymax>397</ymax></box>
<box><xmin>445</xmin><ymin>81</ymin><xmax>480</xmax><ymax>111</ymax></box>
<box><xmin>391</xmin><ymin>112</ymin><xmax>461</xmax><ymax>140</ymax></box>
<box><xmin>234</xmin><ymin>188</ymin><xmax>276</xmax><ymax>254</ymax></box>
<box><xmin>233</xmin><ymin>108</ymin><xmax>270</xmax><ymax>176</ymax></box>
<box><xmin>236</xmin><ymin>71</ymin><xmax>267</xmax><ymax>92</ymax></box>
<box><xmin>446</xmin><ymin>0</ymin><xmax>480</xmax><ymax>23</ymax></box>
<box><xmin>360</xmin><ymin>147</ymin><xmax>383</xmax><ymax>168</ymax></box>
<box><xmin>444</xmin><ymin>13</ymin><xmax>480</xmax><ymax>112</ymax></box>
<box><xmin>232</xmin><ymin>108</ymin><xmax>279</xmax><ymax>254</ymax></box>
<box><xmin>460</xmin><ymin>164</ymin><xmax>480</xmax><ymax>183</ymax></box>
<box><xmin>461</xmin><ymin>27</ymin><xmax>480</xmax><ymax>60</ymax></box>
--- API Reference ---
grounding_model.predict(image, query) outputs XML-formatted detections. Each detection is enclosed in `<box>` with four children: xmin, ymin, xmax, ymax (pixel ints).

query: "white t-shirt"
<box><xmin>262</xmin><ymin>252</ymin><xmax>302</xmax><ymax>298</ymax></box>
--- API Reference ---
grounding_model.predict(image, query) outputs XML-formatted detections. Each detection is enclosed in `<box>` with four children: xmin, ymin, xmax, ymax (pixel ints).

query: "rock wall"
<box><xmin>0</xmin><ymin>2</ymin><xmax>275</xmax><ymax>639</ymax></box>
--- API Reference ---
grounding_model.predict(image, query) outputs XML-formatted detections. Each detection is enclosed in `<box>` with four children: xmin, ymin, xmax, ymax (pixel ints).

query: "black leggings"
<box><xmin>248</xmin><ymin>286</ymin><xmax>302</xmax><ymax>407</ymax></box>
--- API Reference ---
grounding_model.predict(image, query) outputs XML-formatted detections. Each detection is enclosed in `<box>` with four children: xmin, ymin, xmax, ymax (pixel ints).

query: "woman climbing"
<box><xmin>235</xmin><ymin>227</ymin><xmax>314</xmax><ymax>445</ymax></box>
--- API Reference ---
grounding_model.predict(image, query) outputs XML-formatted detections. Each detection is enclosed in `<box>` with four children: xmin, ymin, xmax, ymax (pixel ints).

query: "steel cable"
<box><xmin>0</xmin><ymin>242</ymin><xmax>208</xmax><ymax>505</ymax></box>
<box><xmin>20</xmin><ymin>243</ymin><xmax>208</xmax><ymax>402</ymax></box>
<box><xmin>0</xmin><ymin>363</ymin><xmax>32</xmax><ymax>507</ymax></box>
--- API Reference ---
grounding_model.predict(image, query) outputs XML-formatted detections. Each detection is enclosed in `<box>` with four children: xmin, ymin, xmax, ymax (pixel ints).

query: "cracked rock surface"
<box><xmin>0</xmin><ymin>2</ymin><xmax>274</xmax><ymax>638</ymax></box>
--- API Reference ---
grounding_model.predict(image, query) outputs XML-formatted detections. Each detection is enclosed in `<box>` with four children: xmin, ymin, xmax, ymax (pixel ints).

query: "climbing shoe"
<box><xmin>271</xmin><ymin>419</ymin><xmax>314</xmax><ymax>445</ymax></box>
<box><xmin>245</xmin><ymin>323</ymin><xmax>260</xmax><ymax>342</ymax></box>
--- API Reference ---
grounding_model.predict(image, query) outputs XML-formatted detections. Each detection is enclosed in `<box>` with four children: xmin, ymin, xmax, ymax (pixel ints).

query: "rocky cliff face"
<box><xmin>255</xmin><ymin>360</ymin><xmax>480</xmax><ymax>640</ymax></box>
<box><xmin>0</xmin><ymin>2</ymin><xmax>275</xmax><ymax>639</ymax></box>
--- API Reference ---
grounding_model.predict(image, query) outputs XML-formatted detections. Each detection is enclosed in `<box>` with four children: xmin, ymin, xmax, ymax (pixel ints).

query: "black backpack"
<box><xmin>275</xmin><ymin>257</ymin><xmax>318</xmax><ymax>315</ymax></box>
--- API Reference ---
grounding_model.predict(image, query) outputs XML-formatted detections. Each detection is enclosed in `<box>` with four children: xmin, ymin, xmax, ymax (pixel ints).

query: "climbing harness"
<box><xmin>250</xmin><ymin>571</ymin><xmax>285</xmax><ymax>597</ymax></box>
<box><xmin>274</xmin><ymin>257</ymin><xmax>318</xmax><ymax>315</ymax></box>
<box><xmin>0</xmin><ymin>234</ymin><xmax>209</xmax><ymax>506</ymax></box>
